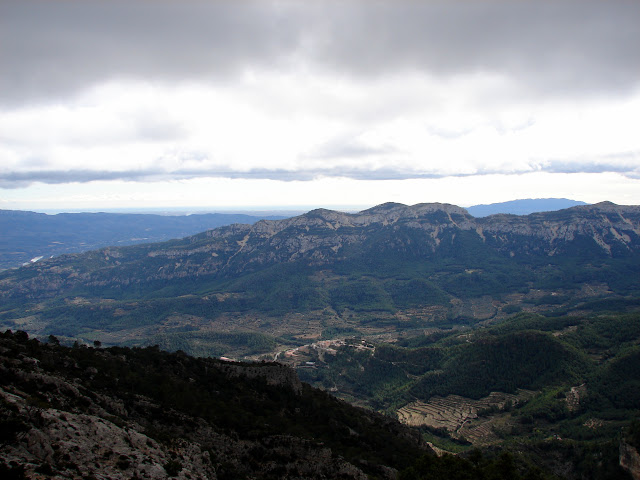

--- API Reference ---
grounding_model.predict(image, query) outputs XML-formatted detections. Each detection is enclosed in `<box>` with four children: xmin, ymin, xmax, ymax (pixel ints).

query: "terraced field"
<box><xmin>457</xmin><ymin>411</ymin><xmax>517</xmax><ymax>445</ymax></box>
<box><xmin>397</xmin><ymin>390</ymin><xmax>537</xmax><ymax>444</ymax></box>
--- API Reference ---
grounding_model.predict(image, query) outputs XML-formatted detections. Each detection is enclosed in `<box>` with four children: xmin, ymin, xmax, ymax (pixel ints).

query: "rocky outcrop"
<box><xmin>620</xmin><ymin>441</ymin><xmax>640</xmax><ymax>480</ymax></box>
<box><xmin>565</xmin><ymin>384</ymin><xmax>587</xmax><ymax>412</ymax></box>
<box><xmin>0</xmin><ymin>395</ymin><xmax>216</xmax><ymax>479</ymax></box>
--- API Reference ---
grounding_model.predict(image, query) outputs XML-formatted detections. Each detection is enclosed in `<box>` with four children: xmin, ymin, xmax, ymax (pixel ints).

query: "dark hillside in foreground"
<box><xmin>0</xmin><ymin>330</ymin><xmax>571</xmax><ymax>480</ymax></box>
<box><xmin>0</xmin><ymin>330</ymin><xmax>426</xmax><ymax>479</ymax></box>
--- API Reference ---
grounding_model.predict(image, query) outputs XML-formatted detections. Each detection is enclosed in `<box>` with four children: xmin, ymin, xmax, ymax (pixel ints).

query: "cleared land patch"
<box><xmin>397</xmin><ymin>390</ymin><xmax>537</xmax><ymax>444</ymax></box>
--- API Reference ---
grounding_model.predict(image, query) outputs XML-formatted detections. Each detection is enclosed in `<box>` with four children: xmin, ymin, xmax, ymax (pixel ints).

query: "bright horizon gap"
<box><xmin>1</xmin><ymin>199</ymin><xmax>600</xmax><ymax>217</ymax></box>
<box><xmin>1</xmin><ymin>172</ymin><xmax>638</xmax><ymax>214</ymax></box>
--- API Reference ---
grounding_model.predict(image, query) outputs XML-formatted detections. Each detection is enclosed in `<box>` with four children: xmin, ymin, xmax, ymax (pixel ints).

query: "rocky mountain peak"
<box><xmin>360</xmin><ymin>202</ymin><xmax>407</xmax><ymax>213</ymax></box>
<box><xmin>361</xmin><ymin>202</ymin><xmax>468</xmax><ymax>218</ymax></box>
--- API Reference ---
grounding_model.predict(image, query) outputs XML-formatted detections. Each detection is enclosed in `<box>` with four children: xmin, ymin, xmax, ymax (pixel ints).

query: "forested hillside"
<box><xmin>295</xmin><ymin>312</ymin><xmax>640</xmax><ymax>479</ymax></box>
<box><xmin>0</xmin><ymin>330</ymin><xmax>570</xmax><ymax>480</ymax></box>
<box><xmin>0</xmin><ymin>202</ymin><xmax>639</xmax><ymax>358</ymax></box>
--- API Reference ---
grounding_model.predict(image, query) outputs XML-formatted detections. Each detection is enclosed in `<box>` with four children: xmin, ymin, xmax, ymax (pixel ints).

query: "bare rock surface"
<box><xmin>621</xmin><ymin>441</ymin><xmax>640</xmax><ymax>480</ymax></box>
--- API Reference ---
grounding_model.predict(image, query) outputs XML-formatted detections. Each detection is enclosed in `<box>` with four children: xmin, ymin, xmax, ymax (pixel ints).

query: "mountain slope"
<box><xmin>2</xmin><ymin>201</ymin><xmax>639</xmax><ymax>296</ymax></box>
<box><xmin>2</xmin><ymin>326</ymin><xmax>635</xmax><ymax>480</ymax></box>
<box><xmin>0</xmin><ymin>209</ymin><xmax>288</xmax><ymax>271</ymax></box>
<box><xmin>296</xmin><ymin>311</ymin><xmax>640</xmax><ymax>479</ymax></box>
<box><xmin>0</xmin><ymin>201</ymin><xmax>639</xmax><ymax>356</ymax></box>
<box><xmin>0</xmin><ymin>330</ymin><xmax>429</xmax><ymax>479</ymax></box>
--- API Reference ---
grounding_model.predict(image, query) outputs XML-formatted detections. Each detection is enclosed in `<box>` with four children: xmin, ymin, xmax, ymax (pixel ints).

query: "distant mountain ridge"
<box><xmin>466</xmin><ymin>198</ymin><xmax>588</xmax><ymax>217</ymax></box>
<box><xmin>0</xmin><ymin>209</ymin><xmax>288</xmax><ymax>271</ymax></box>
<box><xmin>2</xmin><ymin>201</ymin><xmax>639</xmax><ymax>301</ymax></box>
<box><xmin>0</xmin><ymin>198</ymin><xmax>589</xmax><ymax>271</ymax></box>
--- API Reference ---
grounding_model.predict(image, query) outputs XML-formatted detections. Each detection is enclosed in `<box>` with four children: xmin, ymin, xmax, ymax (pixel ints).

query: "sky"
<box><xmin>1</xmin><ymin>0</ymin><xmax>639</xmax><ymax>213</ymax></box>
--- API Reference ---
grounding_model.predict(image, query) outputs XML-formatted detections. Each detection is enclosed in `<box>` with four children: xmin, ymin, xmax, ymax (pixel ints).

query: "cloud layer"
<box><xmin>1</xmin><ymin>0</ymin><xmax>639</xmax><ymax>200</ymax></box>
<box><xmin>3</xmin><ymin>0</ymin><xmax>639</xmax><ymax>104</ymax></box>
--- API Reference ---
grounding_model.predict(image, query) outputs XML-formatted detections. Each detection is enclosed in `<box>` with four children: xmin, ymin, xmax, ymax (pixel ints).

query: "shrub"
<box><xmin>163</xmin><ymin>460</ymin><xmax>183</xmax><ymax>477</ymax></box>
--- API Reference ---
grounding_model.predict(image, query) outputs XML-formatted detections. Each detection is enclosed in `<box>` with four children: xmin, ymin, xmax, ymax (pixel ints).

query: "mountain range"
<box><xmin>0</xmin><ymin>198</ymin><xmax>588</xmax><ymax>271</ymax></box>
<box><xmin>466</xmin><ymin>198</ymin><xmax>587</xmax><ymax>217</ymax></box>
<box><xmin>2</xmin><ymin>200</ymin><xmax>640</xmax><ymax>479</ymax></box>
<box><xmin>1</xmin><ymin>200</ymin><xmax>639</xmax><ymax>357</ymax></box>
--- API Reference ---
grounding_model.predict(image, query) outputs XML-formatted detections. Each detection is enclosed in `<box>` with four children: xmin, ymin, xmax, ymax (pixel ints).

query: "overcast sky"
<box><xmin>1</xmin><ymin>0</ymin><xmax>639</xmax><ymax>212</ymax></box>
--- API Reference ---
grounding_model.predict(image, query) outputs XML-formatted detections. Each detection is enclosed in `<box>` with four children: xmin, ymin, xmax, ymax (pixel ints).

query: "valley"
<box><xmin>284</xmin><ymin>309</ymin><xmax>640</xmax><ymax>479</ymax></box>
<box><xmin>2</xmin><ymin>202</ymin><xmax>639</xmax><ymax>359</ymax></box>
<box><xmin>1</xmin><ymin>201</ymin><xmax>640</xmax><ymax>479</ymax></box>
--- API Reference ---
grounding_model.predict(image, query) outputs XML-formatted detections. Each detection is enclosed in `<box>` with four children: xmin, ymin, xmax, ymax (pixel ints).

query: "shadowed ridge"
<box><xmin>554</xmin><ymin>201</ymin><xmax>640</xmax><ymax>215</ymax></box>
<box><xmin>563</xmin><ymin>200</ymin><xmax>617</xmax><ymax>212</ymax></box>
<box><xmin>302</xmin><ymin>207</ymin><xmax>354</xmax><ymax>219</ymax></box>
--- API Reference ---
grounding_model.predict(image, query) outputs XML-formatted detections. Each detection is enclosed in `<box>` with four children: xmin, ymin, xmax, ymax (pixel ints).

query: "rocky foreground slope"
<box><xmin>0</xmin><ymin>330</ymin><xmax>427</xmax><ymax>479</ymax></box>
<box><xmin>8</xmin><ymin>329</ymin><xmax>633</xmax><ymax>480</ymax></box>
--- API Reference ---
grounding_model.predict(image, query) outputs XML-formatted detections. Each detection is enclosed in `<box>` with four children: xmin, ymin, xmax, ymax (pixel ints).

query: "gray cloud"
<box><xmin>307</xmin><ymin>135</ymin><xmax>398</xmax><ymax>160</ymax></box>
<box><xmin>3</xmin><ymin>156</ymin><xmax>639</xmax><ymax>189</ymax></box>
<box><xmin>2</xmin><ymin>0</ymin><xmax>639</xmax><ymax>106</ymax></box>
<box><xmin>0</xmin><ymin>0</ymin><xmax>300</xmax><ymax>105</ymax></box>
<box><xmin>545</xmin><ymin>159</ymin><xmax>640</xmax><ymax>176</ymax></box>
<box><xmin>0</xmin><ymin>167</ymin><xmax>448</xmax><ymax>188</ymax></box>
<box><xmin>0</xmin><ymin>168</ymin><xmax>419</xmax><ymax>188</ymax></box>
<box><xmin>0</xmin><ymin>169</ymin><xmax>164</xmax><ymax>189</ymax></box>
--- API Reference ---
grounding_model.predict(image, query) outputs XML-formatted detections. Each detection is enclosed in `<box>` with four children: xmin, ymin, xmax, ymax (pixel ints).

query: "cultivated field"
<box><xmin>397</xmin><ymin>390</ymin><xmax>537</xmax><ymax>445</ymax></box>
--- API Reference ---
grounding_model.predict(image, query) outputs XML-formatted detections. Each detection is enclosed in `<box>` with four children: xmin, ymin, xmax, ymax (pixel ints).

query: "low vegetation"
<box><xmin>296</xmin><ymin>311</ymin><xmax>640</xmax><ymax>479</ymax></box>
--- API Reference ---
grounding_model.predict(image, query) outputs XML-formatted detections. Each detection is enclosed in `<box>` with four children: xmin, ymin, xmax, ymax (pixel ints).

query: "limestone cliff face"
<box><xmin>477</xmin><ymin>202</ymin><xmax>640</xmax><ymax>256</ymax></box>
<box><xmin>159</xmin><ymin>201</ymin><xmax>640</xmax><ymax>267</ymax></box>
<box><xmin>1</xmin><ymin>202</ymin><xmax>639</xmax><ymax>299</ymax></box>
